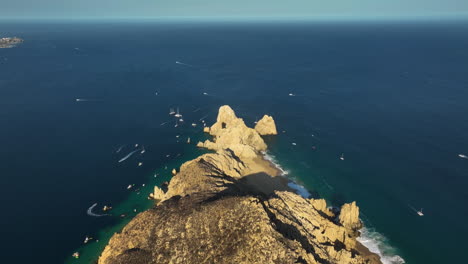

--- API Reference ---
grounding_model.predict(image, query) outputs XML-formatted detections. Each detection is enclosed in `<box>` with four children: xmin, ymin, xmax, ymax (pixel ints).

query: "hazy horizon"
<box><xmin>1</xmin><ymin>0</ymin><xmax>468</xmax><ymax>20</ymax></box>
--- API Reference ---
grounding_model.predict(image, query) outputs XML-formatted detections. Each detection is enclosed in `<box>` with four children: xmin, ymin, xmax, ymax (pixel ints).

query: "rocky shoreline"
<box><xmin>0</xmin><ymin>37</ymin><xmax>23</xmax><ymax>48</ymax></box>
<box><xmin>98</xmin><ymin>105</ymin><xmax>382</xmax><ymax>264</ymax></box>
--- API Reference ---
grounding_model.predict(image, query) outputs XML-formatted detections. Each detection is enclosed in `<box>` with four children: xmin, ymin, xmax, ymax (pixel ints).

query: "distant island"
<box><xmin>0</xmin><ymin>37</ymin><xmax>23</xmax><ymax>48</ymax></box>
<box><xmin>97</xmin><ymin>105</ymin><xmax>382</xmax><ymax>264</ymax></box>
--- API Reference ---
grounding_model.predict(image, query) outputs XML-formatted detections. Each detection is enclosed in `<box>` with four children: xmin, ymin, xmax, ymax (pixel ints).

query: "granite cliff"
<box><xmin>99</xmin><ymin>105</ymin><xmax>381</xmax><ymax>264</ymax></box>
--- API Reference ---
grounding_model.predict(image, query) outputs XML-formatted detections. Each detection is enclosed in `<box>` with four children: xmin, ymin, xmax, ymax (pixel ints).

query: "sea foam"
<box><xmin>358</xmin><ymin>227</ymin><xmax>406</xmax><ymax>264</ymax></box>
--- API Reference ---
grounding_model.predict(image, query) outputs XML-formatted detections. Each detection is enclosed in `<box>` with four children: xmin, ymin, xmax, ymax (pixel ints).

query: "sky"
<box><xmin>1</xmin><ymin>0</ymin><xmax>467</xmax><ymax>19</ymax></box>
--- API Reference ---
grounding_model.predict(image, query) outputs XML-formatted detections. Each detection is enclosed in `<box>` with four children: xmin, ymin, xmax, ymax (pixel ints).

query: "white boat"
<box><xmin>458</xmin><ymin>154</ymin><xmax>468</xmax><ymax>159</ymax></box>
<box><xmin>417</xmin><ymin>208</ymin><xmax>424</xmax><ymax>216</ymax></box>
<box><xmin>187</xmin><ymin>137</ymin><xmax>191</xmax><ymax>144</ymax></box>
<box><xmin>169</xmin><ymin>108</ymin><xmax>175</xmax><ymax>115</ymax></box>
<box><xmin>203</xmin><ymin>92</ymin><xmax>208</xmax><ymax>95</ymax></box>
<box><xmin>140</xmin><ymin>149</ymin><xmax>145</xmax><ymax>154</ymax></box>
<box><xmin>340</xmin><ymin>153</ymin><xmax>344</xmax><ymax>161</ymax></box>
<box><xmin>179</xmin><ymin>118</ymin><xmax>184</xmax><ymax>122</ymax></box>
<box><xmin>174</xmin><ymin>107</ymin><xmax>182</xmax><ymax>118</ymax></box>
<box><xmin>127</xmin><ymin>184</ymin><xmax>134</xmax><ymax>190</ymax></box>
<box><xmin>138</xmin><ymin>162</ymin><xmax>143</xmax><ymax>167</ymax></box>
<box><xmin>289</xmin><ymin>93</ymin><xmax>295</xmax><ymax>96</ymax></box>
<box><xmin>292</xmin><ymin>143</ymin><xmax>297</xmax><ymax>146</ymax></box>
<box><xmin>191</xmin><ymin>123</ymin><xmax>197</xmax><ymax>127</ymax></box>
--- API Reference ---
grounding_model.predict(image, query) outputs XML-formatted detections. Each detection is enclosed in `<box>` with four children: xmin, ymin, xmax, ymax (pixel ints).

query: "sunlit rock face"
<box><xmin>255</xmin><ymin>115</ymin><xmax>278</xmax><ymax>136</ymax></box>
<box><xmin>99</xmin><ymin>106</ymin><xmax>381</xmax><ymax>264</ymax></box>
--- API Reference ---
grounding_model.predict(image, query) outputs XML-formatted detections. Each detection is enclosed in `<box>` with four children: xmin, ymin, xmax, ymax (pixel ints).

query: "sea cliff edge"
<box><xmin>98</xmin><ymin>105</ymin><xmax>382</xmax><ymax>264</ymax></box>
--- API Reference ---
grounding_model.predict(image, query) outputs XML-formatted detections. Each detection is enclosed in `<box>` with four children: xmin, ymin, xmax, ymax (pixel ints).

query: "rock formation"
<box><xmin>197</xmin><ymin>105</ymin><xmax>267</xmax><ymax>159</ymax></box>
<box><xmin>339</xmin><ymin>201</ymin><xmax>362</xmax><ymax>232</ymax></box>
<box><xmin>255</xmin><ymin>115</ymin><xmax>278</xmax><ymax>135</ymax></box>
<box><xmin>0</xmin><ymin>37</ymin><xmax>23</xmax><ymax>48</ymax></box>
<box><xmin>98</xmin><ymin>106</ymin><xmax>381</xmax><ymax>264</ymax></box>
<box><xmin>149</xmin><ymin>186</ymin><xmax>165</xmax><ymax>201</ymax></box>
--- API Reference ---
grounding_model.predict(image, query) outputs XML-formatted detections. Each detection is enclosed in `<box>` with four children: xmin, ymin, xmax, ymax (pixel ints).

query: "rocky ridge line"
<box><xmin>98</xmin><ymin>105</ymin><xmax>381</xmax><ymax>264</ymax></box>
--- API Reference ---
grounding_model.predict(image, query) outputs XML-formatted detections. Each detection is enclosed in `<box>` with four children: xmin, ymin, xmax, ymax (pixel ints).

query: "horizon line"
<box><xmin>1</xmin><ymin>14</ymin><xmax>468</xmax><ymax>23</ymax></box>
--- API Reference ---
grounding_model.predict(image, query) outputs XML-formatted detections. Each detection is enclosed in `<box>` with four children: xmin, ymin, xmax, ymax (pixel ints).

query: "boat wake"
<box><xmin>118</xmin><ymin>149</ymin><xmax>140</xmax><ymax>163</ymax></box>
<box><xmin>86</xmin><ymin>203</ymin><xmax>108</xmax><ymax>217</ymax></box>
<box><xmin>175</xmin><ymin>61</ymin><xmax>194</xmax><ymax>67</ymax></box>
<box><xmin>358</xmin><ymin>227</ymin><xmax>406</xmax><ymax>264</ymax></box>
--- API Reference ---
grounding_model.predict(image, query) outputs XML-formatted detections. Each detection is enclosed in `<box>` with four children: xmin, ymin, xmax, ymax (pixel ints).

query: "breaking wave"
<box><xmin>358</xmin><ymin>227</ymin><xmax>405</xmax><ymax>264</ymax></box>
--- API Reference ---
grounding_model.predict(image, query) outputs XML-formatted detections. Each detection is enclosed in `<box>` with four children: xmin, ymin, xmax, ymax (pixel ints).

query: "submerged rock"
<box><xmin>255</xmin><ymin>115</ymin><xmax>278</xmax><ymax>135</ymax></box>
<box><xmin>99</xmin><ymin>106</ymin><xmax>381</xmax><ymax>264</ymax></box>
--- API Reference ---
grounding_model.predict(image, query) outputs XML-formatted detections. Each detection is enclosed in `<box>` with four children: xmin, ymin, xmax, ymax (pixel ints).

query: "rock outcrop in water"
<box><xmin>99</xmin><ymin>105</ymin><xmax>381</xmax><ymax>264</ymax></box>
<box><xmin>0</xmin><ymin>37</ymin><xmax>23</xmax><ymax>48</ymax></box>
<box><xmin>255</xmin><ymin>115</ymin><xmax>278</xmax><ymax>135</ymax></box>
<box><xmin>197</xmin><ymin>105</ymin><xmax>267</xmax><ymax>159</ymax></box>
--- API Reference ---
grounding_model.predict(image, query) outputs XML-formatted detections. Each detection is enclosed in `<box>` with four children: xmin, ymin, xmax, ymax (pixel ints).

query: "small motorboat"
<box><xmin>84</xmin><ymin>236</ymin><xmax>93</xmax><ymax>244</ymax></box>
<box><xmin>175</xmin><ymin>107</ymin><xmax>182</xmax><ymax>118</ymax></box>
<box><xmin>340</xmin><ymin>153</ymin><xmax>344</xmax><ymax>161</ymax></box>
<box><xmin>458</xmin><ymin>154</ymin><xmax>468</xmax><ymax>159</ymax></box>
<box><xmin>417</xmin><ymin>208</ymin><xmax>424</xmax><ymax>216</ymax></box>
<box><xmin>72</xmin><ymin>252</ymin><xmax>80</xmax><ymax>259</ymax></box>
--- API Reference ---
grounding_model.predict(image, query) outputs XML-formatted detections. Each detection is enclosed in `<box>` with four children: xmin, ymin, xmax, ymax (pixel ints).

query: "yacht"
<box><xmin>417</xmin><ymin>208</ymin><xmax>424</xmax><ymax>216</ymax></box>
<box><xmin>169</xmin><ymin>108</ymin><xmax>175</xmax><ymax>115</ymax></box>
<box><xmin>458</xmin><ymin>154</ymin><xmax>468</xmax><ymax>159</ymax></box>
<box><xmin>174</xmin><ymin>107</ymin><xmax>182</xmax><ymax>118</ymax></box>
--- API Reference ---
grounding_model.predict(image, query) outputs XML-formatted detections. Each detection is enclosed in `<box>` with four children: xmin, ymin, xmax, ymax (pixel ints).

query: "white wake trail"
<box><xmin>118</xmin><ymin>149</ymin><xmax>140</xmax><ymax>163</ymax></box>
<box><xmin>87</xmin><ymin>203</ymin><xmax>108</xmax><ymax>217</ymax></box>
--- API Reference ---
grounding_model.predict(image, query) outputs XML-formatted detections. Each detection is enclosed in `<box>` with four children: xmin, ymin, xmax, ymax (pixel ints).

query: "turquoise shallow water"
<box><xmin>1</xmin><ymin>20</ymin><xmax>467</xmax><ymax>263</ymax></box>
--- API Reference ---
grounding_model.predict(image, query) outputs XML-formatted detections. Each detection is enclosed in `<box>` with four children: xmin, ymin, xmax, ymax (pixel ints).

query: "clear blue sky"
<box><xmin>1</xmin><ymin>0</ymin><xmax>467</xmax><ymax>19</ymax></box>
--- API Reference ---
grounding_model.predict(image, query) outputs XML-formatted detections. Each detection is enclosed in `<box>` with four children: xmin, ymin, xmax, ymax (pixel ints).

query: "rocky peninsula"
<box><xmin>0</xmin><ymin>37</ymin><xmax>23</xmax><ymax>48</ymax></box>
<box><xmin>98</xmin><ymin>105</ymin><xmax>381</xmax><ymax>264</ymax></box>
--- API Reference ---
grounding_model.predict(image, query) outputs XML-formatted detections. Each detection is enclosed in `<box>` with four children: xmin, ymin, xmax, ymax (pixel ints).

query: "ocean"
<box><xmin>1</xmin><ymin>20</ymin><xmax>467</xmax><ymax>264</ymax></box>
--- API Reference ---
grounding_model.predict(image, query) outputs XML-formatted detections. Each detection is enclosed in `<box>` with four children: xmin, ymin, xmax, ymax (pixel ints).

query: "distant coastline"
<box><xmin>0</xmin><ymin>37</ymin><xmax>23</xmax><ymax>48</ymax></box>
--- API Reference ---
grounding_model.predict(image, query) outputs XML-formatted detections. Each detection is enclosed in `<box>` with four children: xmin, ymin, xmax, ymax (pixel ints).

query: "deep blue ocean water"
<box><xmin>1</xmin><ymin>20</ymin><xmax>467</xmax><ymax>264</ymax></box>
